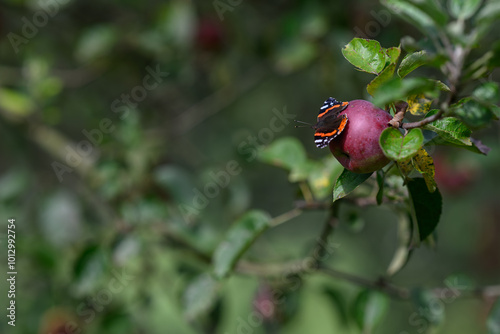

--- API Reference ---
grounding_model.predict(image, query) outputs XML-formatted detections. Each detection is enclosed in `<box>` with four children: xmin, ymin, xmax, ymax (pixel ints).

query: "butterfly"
<box><xmin>296</xmin><ymin>98</ymin><xmax>349</xmax><ymax>148</ymax></box>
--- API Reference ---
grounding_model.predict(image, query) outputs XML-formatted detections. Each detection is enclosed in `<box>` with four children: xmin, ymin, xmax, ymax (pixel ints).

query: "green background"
<box><xmin>0</xmin><ymin>0</ymin><xmax>499</xmax><ymax>333</ymax></box>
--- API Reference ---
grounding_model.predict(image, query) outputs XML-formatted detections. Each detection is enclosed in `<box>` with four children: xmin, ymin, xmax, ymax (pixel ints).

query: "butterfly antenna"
<box><xmin>294</xmin><ymin>120</ymin><xmax>314</xmax><ymax>129</ymax></box>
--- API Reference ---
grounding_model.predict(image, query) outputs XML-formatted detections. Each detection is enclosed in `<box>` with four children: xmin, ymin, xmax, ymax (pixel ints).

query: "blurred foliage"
<box><xmin>0</xmin><ymin>0</ymin><xmax>499</xmax><ymax>334</ymax></box>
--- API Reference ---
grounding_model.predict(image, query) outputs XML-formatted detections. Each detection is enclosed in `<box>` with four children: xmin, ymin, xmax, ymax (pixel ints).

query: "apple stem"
<box><xmin>389</xmin><ymin>101</ymin><xmax>408</xmax><ymax>128</ymax></box>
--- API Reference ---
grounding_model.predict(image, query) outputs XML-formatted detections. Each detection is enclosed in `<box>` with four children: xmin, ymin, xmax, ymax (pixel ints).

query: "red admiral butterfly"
<box><xmin>296</xmin><ymin>98</ymin><xmax>349</xmax><ymax>148</ymax></box>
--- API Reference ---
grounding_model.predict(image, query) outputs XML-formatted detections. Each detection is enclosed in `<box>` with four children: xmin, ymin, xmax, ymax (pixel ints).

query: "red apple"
<box><xmin>329</xmin><ymin>99</ymin><xmax>392</xmax><ymax>174</ymax></box>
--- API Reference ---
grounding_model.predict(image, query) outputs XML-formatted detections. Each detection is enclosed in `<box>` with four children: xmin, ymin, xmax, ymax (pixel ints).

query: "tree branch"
<box><xmin>318</xmin><ymin>266</ymin><xmax>410</xmax><ymax>299</ymax></box>
<box><xmin>401</xmin><ymin>109</ymin><xmax>445</xmax><ymax>129</ymax></box>
<box><xmin>269</xmin><ymin>208</ymin><xmax>302</xmax><ymax>227</ymax></box>
<box><xmin>310</xmin><ymin>202</ymin><xmax>339</xmax><ymax>269</ymax></box>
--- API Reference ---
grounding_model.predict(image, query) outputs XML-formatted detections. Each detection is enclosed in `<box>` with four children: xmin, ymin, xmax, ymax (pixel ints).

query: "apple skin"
<box><xmin>329</xmin><ymin>99</ymin><xmax>392</xmax><ymax>174</ymax></box>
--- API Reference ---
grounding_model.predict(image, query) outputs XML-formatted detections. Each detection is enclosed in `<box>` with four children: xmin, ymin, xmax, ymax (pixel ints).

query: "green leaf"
<box><xmin>157</xmin><ymin>1</ymin><xmax>196</xmax><ymax>48</ymax></box>
<box><xmin>449</xmin><ymin>0</ymin><xmax>481</xmax><ymax>19</ymax></box>
<box><xmin>367</xmin><ymin>63</ymin><xmax>396</xmax><ymax>96</ymax></box>
<box><xmin>289</xmin><ymin>159</ymin><xmax>321</xmax><ymax>183</ymax></box>
<box><xmin>398</xmin><ymin>156</ymin><xmax>414</xmax><ymax>177</ymax></box>
<box><xmin>450</xmin><ymin>97</ymin><xmax>496</xmax><ymax>128</ymax></box>
<box><xmin>412</xmin><ymin>148</ymin><xmax>437</xmax><ymax>193</ymax></box>
<box><xmin>342</xmin><ymin>38</ymin><xmax>387</xmax><ymax>74</ymax></box>
<box><xmin>308</xmin><ymin>158</ymin><xmax>344</xmax><ymax>199</ymax></box>
<box><xmin>212</xmin><ymin>210</ymin><xmax>271</xmax><ymax>279</ymax></box>
<box><xmin>425</xmin><ymin>134</ymin><xmax>490</xmax><ymax>155</ymax></box>
<box><xmin>473</xmin><ymin>82</ymin><xmax>500</xmax><ymax>104</ymax></box>
<box><xmin>75</xmin><ymin>25</ymin><xmax>118</xmax><ymax>62</ymax></box>
<box><xmin>379</xmin><ymin>128</ymin><xmax>424</xmax><ymax>161</ymax></box>
<box><xmin>352</xmin><ymin>289</ymin><xmax>390</xmax><ymax>333</ymax></box>
<box><xmin>259</xmin><ymin>137</ymin><xmax>319</xmax><ymax>182</ymax></box>
<box><xmin>383</xmin><ymin>0</ymin><xmax>437</xmax><ymax>35</ymax></box>
<box><xmin>475</xmin><ymin>1</ymin><xmax>500</xmax><ymax>41</ymax></box>
<box><xmin>372</xmin><ymin>77</ymin><xmax>440</xmax><ymax>107</ymax></box>
<box><xmin>432</xmin><ymin>79</ymin><xmax>451</xmax><ymax>92</ymax></box>
<box><xmin>407</xmin><ymin>94</ymin><xmax>432</xmax><ymax>115</ymax></box>
<box><xmin>323</xmin><ymin>287</ymin><xmax>349</xmax><ymax>326</ymax></box>
<box><xmin>259</xmin><ymin>137</ymin><xmax>317</xmax><ymax>182</ymax></box>
<box><xmin>0</xmin><ymin>88</ymin><xmax>35</xmax><ymax>117</ymax></box>
<box><xmin>423</xmin><ymin>109</ymin><xmax>473</xmax><ymax>146</ymax></box>
<box><xmin>407</xmin><ymin>178</ymin><xmax>442</xmax><ymax>241</ymax></box>
<box><xmin>184</xmin><ymin>273</ymin><xmax>220</xmax><ymax>321</ymax></box>
<box><xmin>413</xmin><ymin>0</ymin><xmax>448</xmax><ymax>26</ymax></box>
<box><xmin>487</xmin><ymin>298</ymin><xmax>500</xmax><ymax>334</ymax></box>
<box><xmin>385</xmin><ymin>46</ymin><xmax>401</xmax><ymax>65</ymax></box>
<box><xmin>476</xmin><ymin>0</ymin><xmax>500</xmax><ymax>23</ymax></box>
<box><xmin>259</xmin><ymin>137</ymin><xmax>307</xmax><ymax>170</ymax></box>
<box><xmin>333</xmin><ymin>169</ymin><xmax>372</xmax><ymax>202</ymax></box>
<box><xmin>72</xmin><ymin>245</ymin><xmax>108</xmax><ymax>295</ymax></box>
<box><xmin>275</xmin><ymin>39</ymin><xmax>317</xmax><ymax>73</ymax></box>
<box><xmin>398</xmin><ymin>51</ymin><xmax>428</xmax><ymax>78</ymax></box>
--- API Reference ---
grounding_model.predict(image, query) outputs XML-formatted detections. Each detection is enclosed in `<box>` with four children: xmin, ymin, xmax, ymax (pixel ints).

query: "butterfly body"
<box><xmin>313</xmin><ymin>98</ymin><xmax>349</xmax><ymax>148</ymax></box>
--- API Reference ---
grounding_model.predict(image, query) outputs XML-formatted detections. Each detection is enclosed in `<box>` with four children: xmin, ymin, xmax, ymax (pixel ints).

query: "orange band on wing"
<box><xmin>317</xmin><ymin>101</ymin><xmax>348</xmax><ymax>119</ymax></box>
<box><xmin>316</xmin><ymin>129</ymin><xmax>337</xmax><ymax>137</ymax></box>
<box><xmin>315</xmin><ymin>116</ymin><xmax>348</xmax><ymax>137</ymax></box>
<box><xmin>338</xmin><ymin>116</ymin><xmax>348</xmax><ymax>131</ymax></box>
<box><xmin>317</xmin><ymin>105</ymin><xmax>336</xmax><ymax>119</ymax></box>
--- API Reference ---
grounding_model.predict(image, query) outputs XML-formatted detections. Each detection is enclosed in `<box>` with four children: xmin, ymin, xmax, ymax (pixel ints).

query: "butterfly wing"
<box><xmin>314</xmin><ymin>114</ymin><xmax>348</xmax><ymax>148</ymax></box>
<box><xmin>314</xmin><ymin>98</ymin><xmax>349</xmax><ymax>148</ymax></box>
<box><xmin>317</xmin><ymin>98</ymin><xmax>348</xmax><ymax>120</ymax></box>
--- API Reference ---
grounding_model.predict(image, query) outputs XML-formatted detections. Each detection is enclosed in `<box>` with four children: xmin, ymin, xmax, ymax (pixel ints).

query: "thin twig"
<box><xmin>299</xmin><ymin>181</ymin><xmax>314</xmax><ymax>203</ymax></box>
<box><xmin>294</xmin><ymin>200</ymin><xmax>331</xmax><ymax>210</ymax></box>
<box><xmin>319</xmin><ymin>266</ymin><xmax>410</xmax><ymax>299</ymax></box>
<box><xmin>401</xmin><ymin>109</ymin><xmax>445</xmax><ymax>129</ymax></box>
<box><xmin>310</xmin><ymin>202</ymin><xmax>338</xmax><ymax>268</ymax></box>
<box><xmin>269</xmin><ymin>208</ymin><xmax>302</xmax><ymax>227</ymax></box>
<box><xmin>236</xmin><ymin>259</ymin><xmax>306</xmax><ymax>277</ymax></box>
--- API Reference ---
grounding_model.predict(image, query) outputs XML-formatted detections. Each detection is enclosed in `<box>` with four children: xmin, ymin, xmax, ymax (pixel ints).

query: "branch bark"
<box><xmin>401</xmin><ymin>109</ymin><xmax>445</xmax><ymax>129</ymax></box>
